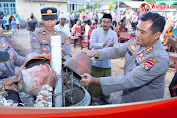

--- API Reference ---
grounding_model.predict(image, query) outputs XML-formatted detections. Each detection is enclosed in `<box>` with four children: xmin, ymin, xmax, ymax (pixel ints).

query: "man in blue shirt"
<box><xmin>3</xmin><ymin>14</ymin><xmax>9</xmax><ymax>30</ymax></box>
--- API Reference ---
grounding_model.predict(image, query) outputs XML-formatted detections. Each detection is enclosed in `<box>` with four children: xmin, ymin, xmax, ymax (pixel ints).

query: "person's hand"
<box><xmin>108</xmin><ymin>39</ymin><xmax>114</xmax><ymax>47</ymax></box>
<box><xmin>16</xmin><ymin>66</ymin><xmax>26</xmax><ymax>77</ymax></box>
<box><xmin>2</xmin><ymin>76</ymin><xmax>21</xmax><ymax>92</ymax></box>
<box><xmin>103</xmin><ymin>38</ymin><xmax>111</xmax><ymax>47</ymax></box>
<box><xmin>81</xmin><ymin>50</ymin><xmax>99</xmax><ymax>58</ymax></box>
<box><xmin>174</xmin><ymin>36</ymin><xmax>177</xmax><ymax>41</ymax></box>
<box><xmin>62</xmin><ymin>54</ymin><xmax>67</xmax><ymax>61</ymax></box>
<box><xmin>43</xmin><ymin>69</ymin><xmax>58</xmax><ymax>87</ymax></box>
<box><xmin>80</xmin><ymin>73</ymin><xmax>94</xmax><ymax>87</ymax></box>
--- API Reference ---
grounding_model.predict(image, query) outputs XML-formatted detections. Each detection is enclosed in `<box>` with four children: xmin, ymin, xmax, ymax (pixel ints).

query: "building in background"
<box><xmin>0</xmin><ymin>0</ymin><xmax>86</xmax><ymax>20</ymax></box>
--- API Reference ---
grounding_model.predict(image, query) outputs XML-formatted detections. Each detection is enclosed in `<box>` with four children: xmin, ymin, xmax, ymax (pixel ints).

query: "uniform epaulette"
<box><xmin>34</xmin><ymin>29</ymin><xmax>43</xmax><ymax>35</ymax></box>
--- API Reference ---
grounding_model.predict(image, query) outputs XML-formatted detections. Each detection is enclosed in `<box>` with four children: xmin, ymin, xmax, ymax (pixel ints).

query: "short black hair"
<box><xmin>31</xmin><ymin>16</ymin><xmax>34</xmax><ymax>19</ymax></box>
<box><xmin>140</xmin><ymin>12</ymin><xmax>165</xmax><ymax>34</ymax></box>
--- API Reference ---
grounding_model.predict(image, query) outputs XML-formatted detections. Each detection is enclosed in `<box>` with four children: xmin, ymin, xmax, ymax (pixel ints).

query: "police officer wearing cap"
<box><xmin>0</xmin><ymin>19</ymin><xmax>25</xmax><ymax>103</ymax></box>
<box><xmin>30</xmin><ymin>7</ymin><xmax>72</xmax><ymax>59</ymax></box>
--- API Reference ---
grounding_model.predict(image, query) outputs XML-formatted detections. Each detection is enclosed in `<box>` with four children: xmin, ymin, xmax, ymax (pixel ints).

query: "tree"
<box><xmin>145</xmin><ymin>0</ymin><xmax>156</xmax><ymax>4</ymax></box>
<box><xmin>112</xmin><ymin>0</ymin><xmax>132</xmax><ymax>10</ymax></box>
<box><xmin>78</xmin><ymin>8</ymin><xmax>85</xmax><ymax>13</ymax></box>
<box><xmin>86</xmin><ymin>0</ymin><xmax>105</xmax><ymax>10</ymax></box>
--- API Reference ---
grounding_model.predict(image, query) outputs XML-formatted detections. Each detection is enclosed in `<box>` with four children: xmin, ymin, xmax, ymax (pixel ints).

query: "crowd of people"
<box><xmin>0</xmin><ymin>9</ymin><xmax>20</xmax><ymax>36</ymax></box>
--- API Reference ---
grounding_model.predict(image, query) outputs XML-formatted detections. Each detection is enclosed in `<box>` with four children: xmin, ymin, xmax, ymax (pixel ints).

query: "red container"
<box><xmin>18</xmin><ymin>63</ymin><xmax>50</xmax><ymax>95</ymax></box>
<box><xmin>63</xmin><ymin>52</ymin><xmax>92</xmax><ymax>77</ymax></box>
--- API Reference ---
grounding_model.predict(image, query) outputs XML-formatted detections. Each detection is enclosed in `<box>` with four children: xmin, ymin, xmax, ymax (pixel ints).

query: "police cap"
<box><xmin>41</xmin><ymin>7</ymin><xmax>58</xmax><ymax>20</ymax></box>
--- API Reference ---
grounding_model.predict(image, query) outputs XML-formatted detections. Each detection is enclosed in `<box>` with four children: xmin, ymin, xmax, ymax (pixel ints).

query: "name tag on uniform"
<box><xmin>127</xmin><ymin>49</ymin><xmax>133</xmax><ymax>56</ymax></box>
<box><xmin>40</xmin><ymin>43</ymin><xmax>49</xmax><ymax>46</ymax></box>
<box><xmin>135</xmin><ymin>59</ymin><xmax>139</xmax><ymax>66</ymax></box>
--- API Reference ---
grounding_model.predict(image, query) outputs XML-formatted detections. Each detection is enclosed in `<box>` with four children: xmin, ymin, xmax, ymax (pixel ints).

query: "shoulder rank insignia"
<box><xmin>146</xmin><ymin>46</ymin><xmax>153</xmax><ymax>53</ymax></box>
<box><xmin>142</xmin><ymin>57</ymin><xmax>158</xmax><ymax>71</ymax></box>
<box><xmin>31</xmin><ymin>36</ymin><xmax>37</xmax><ymax>41</ymax></box>
<box><xmin>65</xmin><ymin>36</ymin><xmax>70</xmax><ymax>45</ymax></box>
<box><xmin>43</xmin><ymin>31</ymin><xmax>46</xmax><ymax>35</ymax></box>
<box><xmin>1</xmin><ymin>43</ymin><xmax>6</xmax><ymax>48</ymax></box>
<box><xmin>0</xmin><ymin>71</ymin><xmax>3</xmax><ymax>76</ymax></box>
<box><xmin>130</xmin><ymin>44</ymin><xmax>136</xmax><ymax>52</ymax></box>
<box><xmin>138</xmin><ymin>52</ymin><xmax>146</xmax><ymax>61</ymax></box>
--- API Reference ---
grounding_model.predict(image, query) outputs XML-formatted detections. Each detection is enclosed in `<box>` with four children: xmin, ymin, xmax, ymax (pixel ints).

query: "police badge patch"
<box><xmin>142</xmin><ymin>57</ymin><xmax>158</xmax><ymax>71</ymax></box>
<box><xmin>31</xmin><ymin>36</ymin><xmax>37</xmax><ymax>41</ymax></box>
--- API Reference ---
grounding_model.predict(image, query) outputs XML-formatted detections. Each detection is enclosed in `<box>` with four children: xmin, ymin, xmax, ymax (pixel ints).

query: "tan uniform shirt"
<box><xmin>30</xmin><ymin>28</ymin><xmax>72</xmax><ymax>59</ymax></box>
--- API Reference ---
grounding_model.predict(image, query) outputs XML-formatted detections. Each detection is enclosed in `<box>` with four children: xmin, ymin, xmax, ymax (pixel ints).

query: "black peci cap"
<box><xmin>103</xmin><ymin>13</ymin><xmax>112</xmax><ymax>21</ymax></box>
<box><xmin>41</xmin><ymin>7</ymin><xmax>58</xmax><ymax>20</ymax></box>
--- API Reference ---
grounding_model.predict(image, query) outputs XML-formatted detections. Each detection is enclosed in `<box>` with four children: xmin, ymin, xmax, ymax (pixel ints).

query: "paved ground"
<box><xmin>7</xmin><ymin>27</ymin><xmax>175</xmax><ymax>104</ymax></box>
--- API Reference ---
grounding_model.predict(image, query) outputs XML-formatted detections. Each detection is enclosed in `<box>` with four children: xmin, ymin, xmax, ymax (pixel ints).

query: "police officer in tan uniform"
<box><xmin>0</xmin><ymin>19</ymin><xmax>25</xmax><ymax>103</ymax></box>
<box><xmin>30</xmin><ymin>7</ymin><xmax>72</xmax><ymax>59</ymax></box>
<box><xmin>80</xmin><ymin>12</ymin><xmax>170</xmax><ymax>103</ymax></box>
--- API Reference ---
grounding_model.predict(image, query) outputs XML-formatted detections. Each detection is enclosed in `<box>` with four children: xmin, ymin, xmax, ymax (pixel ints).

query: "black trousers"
<box><xmin>87</xmin><ymin>20</ymin><xmax>91</xmax><ymax>26</ymax></box>
<box><xmin>131</xmin><ymin>22</ymin><xmax>137</xmax><ymax>31</ymax></box>
<box><xmin>5</xmin><ymin>90</ymin><xmax>21</xmax><ymax>103</ymax></box>
<box><xmin>112</xmin><ymin>21</ymin><xmax>117</xmax><ymax>27</ymax></box>
<box><xmin>169</xmin><ymin>72</ymin><xmax>177</xmax><ymax>97</ymax></box>
<box><xmin>5</xmin><ymin>25</ymin><xmax>9</xmax><ymax>30</ymax></box>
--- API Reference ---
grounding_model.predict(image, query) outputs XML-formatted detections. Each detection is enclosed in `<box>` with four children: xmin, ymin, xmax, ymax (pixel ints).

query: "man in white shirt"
<box><xmin>54</xmin><ymin>14</ymin><xmax>72</xmax><ymax>38</ymax></box>
<box><xmin>126</xmin><ymin>11</ymin><xmax>131</xmax><ymax>31</ymax></box>
<box><xmin>112</xmin><ymin>11</ymin><xmax>117</xmax><ymax>28</ymax></box>
<box><xmin>83</xmin><ymin>20</ymin><xmax>91</xmax><ymax>40</ymax></box>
